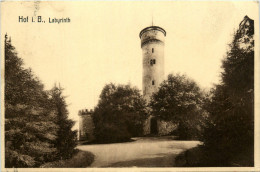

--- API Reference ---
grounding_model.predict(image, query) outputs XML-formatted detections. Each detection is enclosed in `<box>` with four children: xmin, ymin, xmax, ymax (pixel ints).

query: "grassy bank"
<box><xmin>175</xmin><ymin>146</ymin><xmax>205</xmax><ymax>167</ymax></box>
<box><xmin>41</xmin><ymin>149</ymin><xmax>94</xmax><ymax>168</ymax></box>
<box><xmin>175</xmin><ymin>145</ymin><xmax>254</xmax><ymax>167</ymax></box>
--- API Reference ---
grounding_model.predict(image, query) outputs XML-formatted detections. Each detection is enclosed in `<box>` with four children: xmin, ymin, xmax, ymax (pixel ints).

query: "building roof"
<box><xmin>139</xmin><ymin>26</ymin><xmax>166</xmax><ymax>38</ymax></box>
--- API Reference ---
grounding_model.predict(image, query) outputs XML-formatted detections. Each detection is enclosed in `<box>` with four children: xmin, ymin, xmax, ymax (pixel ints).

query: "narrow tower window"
<box><xmin>152</xmin><ymin>80</ymin><xmax>155</xmax><ymax>85</ymax></box>
<box><xmin>152</xmin><ymin>48</ymin><xmax>154</xmax><ymax>53</ymax></box>
<box><xmin>150</xmin><ymin>59</ymin><xmax>156</xmax><ymax>66</ymax></box>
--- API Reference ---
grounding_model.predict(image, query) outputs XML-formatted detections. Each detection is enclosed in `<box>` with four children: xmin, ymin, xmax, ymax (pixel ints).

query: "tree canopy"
<box><xmin>93</xmin><ymin>83</ymin><xmax>147</xmax><ymax>143</ymax></box>
<box><xmin>150</xmin><ymin>74</ymin><xmax>207</xmax><ymax>139</ymax></box>
<box><xmin>203</xmin><ymin>16</ymin><xmax>254</xmax><ymax>166</ymax></box>
<box><xmin>5</xmin><ymin>34</ymin><xmax>77</xmax><ymax>167</ymax></box>
<box><xmin>49</xmin><ymin>85</ymin><xmax>78</xmax><ymax>160</ymax></box>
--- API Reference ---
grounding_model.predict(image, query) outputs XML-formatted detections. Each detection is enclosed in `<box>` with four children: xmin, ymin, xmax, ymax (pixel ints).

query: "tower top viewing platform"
<box><xmin>78</xmin><ymin>109</ymin><xmax>93</xmax><ymax>116</ymax></box>
<box><xmin>139</xmin><ymin>26</ymin><xmax>166</xmax><ymax>38</ymax></box>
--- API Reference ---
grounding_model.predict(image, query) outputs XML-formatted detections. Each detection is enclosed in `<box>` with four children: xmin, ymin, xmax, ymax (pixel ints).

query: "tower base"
<box><xmin>143</xmin><ymin>115</ymin><xmax>177</xmax><ymax>136</ymax></box>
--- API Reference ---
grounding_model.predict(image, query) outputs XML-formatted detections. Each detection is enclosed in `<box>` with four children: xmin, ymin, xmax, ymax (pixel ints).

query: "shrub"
<box><xmin>93</xmin><ymin>83</ymin><xmax>147</xmax><ymax>143</ymax></box>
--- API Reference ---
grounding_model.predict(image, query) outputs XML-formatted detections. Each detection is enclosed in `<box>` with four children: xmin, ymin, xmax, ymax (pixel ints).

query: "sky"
<box><xmin>1</xmin><ymin>1</ymin><xmax>259</xmax><ymax>129</ymax></box>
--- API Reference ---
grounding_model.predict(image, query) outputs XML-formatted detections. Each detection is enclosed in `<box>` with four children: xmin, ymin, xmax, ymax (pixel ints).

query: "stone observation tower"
<box><xmin>139</xmin><ymin>26</ymin><xmax>166</xmax><ymax>102</ymax></box>
<box><xmin>78</xmin><ymin>25</ymin><xmax>172</xmax><ymax>140</ymax></box>
<box><xmin>140</xmin><ymin>26</ymin><xmax>175</xmax><ymax>135</ymax></box>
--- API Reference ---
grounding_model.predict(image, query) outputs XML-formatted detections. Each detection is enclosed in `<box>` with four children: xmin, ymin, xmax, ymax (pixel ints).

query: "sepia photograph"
<box><xmin>1</xmin><ymin>1</ymin><xmax>259</xmax><ymax>171</ymax></box>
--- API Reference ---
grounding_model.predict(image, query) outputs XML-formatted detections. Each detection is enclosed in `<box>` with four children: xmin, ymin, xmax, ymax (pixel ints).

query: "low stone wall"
<box><xmin>157</xmin><ymin>120</ymin><xmax>177</xmax><ymax>136</ymax></box>
<box><xmin>143</xmin><ymin>115</ymin><xmax>177</xmax><ymax>136</ymax></box>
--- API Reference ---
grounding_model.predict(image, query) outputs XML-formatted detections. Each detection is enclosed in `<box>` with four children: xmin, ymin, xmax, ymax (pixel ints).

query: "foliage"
<box><xmin>4</xmin><ymin>34</ymin><xmax>78</xmax><ymax>167</ymax></box>
<box><xmin>40</xmin><ymin>149</ymin><xmax>94</xmax><ymax>168</ymax></box>
<box><xmin>203</xmin><ymin>16</ymin><xmax>254</xmax><ymax>166</ymax></box>
<box><xmin>150</xmin><ymin>74</ymin><xmax>207</xmax><ymax>140</ymax></box>
<box><xmin>5</xmin><ymin>35</ymin><xmax>58</xmax><ymax>167</ymax></box>
<box><xmin>48</xmin><ymin>85</ymin><xmax>78</xmax><ymax>160</ymax></box>
<box><xmin>93</xmin><ymin>83</ymin><xmax>147</xmax><ymax>143</ymax></box>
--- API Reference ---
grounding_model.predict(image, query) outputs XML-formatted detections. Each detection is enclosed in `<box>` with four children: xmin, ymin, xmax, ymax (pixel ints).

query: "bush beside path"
<box><xmin>41</xmin><ymin>150</ymin><xmax>94</xmax><ymax>168</ymax></box>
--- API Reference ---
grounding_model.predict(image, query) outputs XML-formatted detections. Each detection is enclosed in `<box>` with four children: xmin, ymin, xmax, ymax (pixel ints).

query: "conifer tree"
<box><xmin>49</xmin><ymin>85</ymin><xmax>77</xmax><ymax>160</ymax></box>
<box><xmin>203</xmin><ymin>16</ymin><xmax>254</xmax><ymax>166</ymax></box>
<box><xmin>5</xmin><ymin>34</ymin><xmax>58</xmax><ymax>167</ymax></box>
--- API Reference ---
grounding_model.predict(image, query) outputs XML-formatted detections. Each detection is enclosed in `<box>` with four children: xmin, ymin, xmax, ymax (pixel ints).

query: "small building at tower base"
<box><xmin>78</xmin><ymin>109</ymin><xmax>95</xmax><ymax>141</ymax></box>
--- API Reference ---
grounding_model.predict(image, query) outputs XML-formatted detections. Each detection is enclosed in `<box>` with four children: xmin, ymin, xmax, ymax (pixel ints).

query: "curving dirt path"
<box><xmin>77</xmin><ymin>137</ymin><xmax>201</xmax><ymax>167</ymax></box>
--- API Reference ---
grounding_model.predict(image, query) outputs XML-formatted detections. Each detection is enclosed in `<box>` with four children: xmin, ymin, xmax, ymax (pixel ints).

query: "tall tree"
<box><xmin>48</xmin><ymin>85</ymin><xmax>78</xmax><ymax>160</ymax></box>
<box><xmin>5</xmin><ymin>34</ymin><xmax>58</xmax><ymax>167</ymax></box>
<box><xmin>203</xmin><ymin>16</ymin><xmax>254</xmax><ymax>166</ymax></box>
<box><xmin>150</xmin><ymin>73</ymin><xmax>207</xmax><ymax>140</ymax></box>
<box><xmin>93</xmin><ymin>83</ymin><xmax>147</xmax><ymax>143</ymax></box>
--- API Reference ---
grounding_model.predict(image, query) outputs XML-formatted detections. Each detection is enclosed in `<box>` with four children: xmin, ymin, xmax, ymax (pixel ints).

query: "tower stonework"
<box><xmin>140</xmin><ymin>26</ymin><xmax>166</xmax><ymax>102</ymax></box>
<box><xmin>78</xmin><ymin>109</ymin><xmax>95</xmax><ymax>141</ymax></box>
<box><xmin>140</xmin><ymin>26</ymin><xmax>176</xmax><ymax>135</ymax></box>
